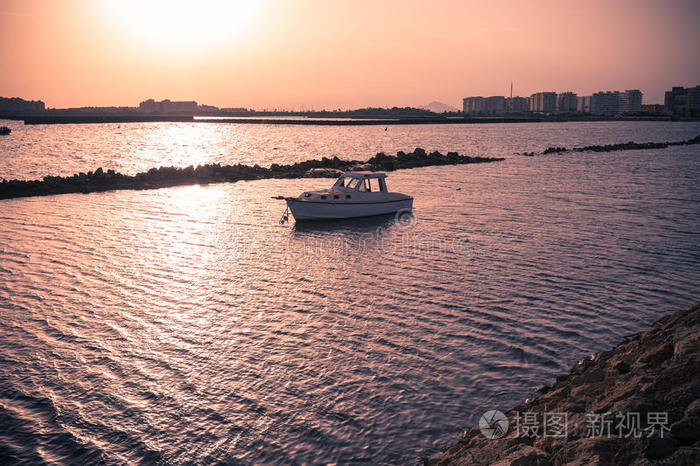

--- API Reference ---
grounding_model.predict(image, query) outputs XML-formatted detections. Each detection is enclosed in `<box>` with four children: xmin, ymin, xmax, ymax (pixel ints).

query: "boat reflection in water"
<box><xmin>291</xmin><ymin>210</ymin><xmax>414</xmax><ymax>233</ymax></box>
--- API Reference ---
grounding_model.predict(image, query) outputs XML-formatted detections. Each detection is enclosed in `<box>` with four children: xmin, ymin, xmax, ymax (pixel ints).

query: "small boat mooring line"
<box><xmin>272</xmin><ymin>196</ymin><xmax>292</xmax><ymax>225</ymax></box>
<box><xmin>279</xmin><ymin>205</ymin><xmax>290</xmax><ymax>225</ymax></box>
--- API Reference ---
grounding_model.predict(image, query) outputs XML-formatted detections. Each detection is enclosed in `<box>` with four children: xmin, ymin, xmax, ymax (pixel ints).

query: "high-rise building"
<box><xmin>484</xmin><ymin>96</ymin><xmax>506</xmax><ymax>115</ymax></box>
<box><xmin>462</xmin><ymin>96</ymin><xmax>486</xmax><ymax>114</ymax></box>
<box><xmin>618</xmin><ymin>90</ymin><xmax>643</xmax><ymax>114</ymax></box>
<box><xmin>686</xmin><ymin>86</ymin><xmax>700</xmax><ymax>117</ymax></box>
<box><xmin>577</xmin><ymin>96</ymin><xmax>592</xmax><ymax>113</ymax></box>
<box><xmin>506</xmin><ymin>96</ymin><xmax>530</xmax><ymax>113</ymax></box>
<box><xmin>664</xmin><ymin>86</ymin><xmax>687</xmax><ymax>115</ymax></box>
<box><xmin>664</xmin><ymin>85</ymin><xmax>700</xmax><ymax>116</ymax></box>
<box><xmin>530</xmin><ymin>92</ymin><xmax>557</xmax><ymax>113</ymax></box>
<box><xmin>556</xmin><ymin>92</ymin><xmax>578</xmax><ymax>113</ymax></box>
<box><xmin>591</xmin><ymin>91</ymin><xmax>620</xmax><ymax>115</ymax></box>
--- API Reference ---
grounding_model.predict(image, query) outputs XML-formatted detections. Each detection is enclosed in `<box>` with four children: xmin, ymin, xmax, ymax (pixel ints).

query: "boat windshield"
<box><xmin>345</xmin><ymin>178</ymin><xmax>361</xmax><ymax>189</ymax></box>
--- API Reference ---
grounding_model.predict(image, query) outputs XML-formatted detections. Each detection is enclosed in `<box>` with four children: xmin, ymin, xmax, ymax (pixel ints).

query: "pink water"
<box><xmin>0</xmin><ymin>120</ymin><xmax>699</xmax><ymax>463</ymax></box>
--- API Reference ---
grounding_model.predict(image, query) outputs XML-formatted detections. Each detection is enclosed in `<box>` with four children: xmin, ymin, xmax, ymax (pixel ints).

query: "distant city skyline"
<box><xmin>1</xmin><ymin>0</ymin><xmax>699</xmax><ymax>108</ymax></box>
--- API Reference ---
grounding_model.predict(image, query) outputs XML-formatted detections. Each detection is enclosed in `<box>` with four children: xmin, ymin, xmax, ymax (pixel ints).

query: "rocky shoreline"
<box><xmin>531</xmin><ymin>135</ymin><xmax>700</xmax><ymax>156</ymax></box>
<box><xmin>427</xmin><ymin>304</ymin><xmax>700</xmax><ymax>465</ymax></box>
<box><xmin>0</xmin><ymin>148</ymin><xmax>503</xmax><ymax>200</ymax></box>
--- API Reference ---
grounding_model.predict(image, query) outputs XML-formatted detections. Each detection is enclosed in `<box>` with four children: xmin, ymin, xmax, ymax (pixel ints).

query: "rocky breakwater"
<box><xmin>539</xmin><ymin>134</ymin><xmax>700</xmax><ymax>155</ymax></box>
<box><xmin>0</xmin><ymin>148</ymin><xmax>503</xmax><ymax>200</ymax></box>
<box><xmin>427</xmin><ymin>304</ymin><xmax>700</xmax><ymax>465</ymax></box>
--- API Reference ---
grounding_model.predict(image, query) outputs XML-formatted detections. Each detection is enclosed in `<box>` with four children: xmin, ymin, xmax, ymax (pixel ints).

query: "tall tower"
<box><xmin>509</xmin><ymin>81</ymin><xmax>513</xmax><ymax>113</ymax></box>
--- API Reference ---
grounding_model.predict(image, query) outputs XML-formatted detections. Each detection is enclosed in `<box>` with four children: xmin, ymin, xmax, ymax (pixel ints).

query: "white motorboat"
<box><xmin>275</xmin><ymin>172</ymin><xmax>413</xmax><ymax>221</ymax></box>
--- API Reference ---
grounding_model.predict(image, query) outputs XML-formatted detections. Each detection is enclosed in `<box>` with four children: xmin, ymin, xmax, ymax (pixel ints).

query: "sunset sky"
<box><xmin>1</xmin><ymin>0</ymin><xmax>698</xmax><ymax>109</ymax></box>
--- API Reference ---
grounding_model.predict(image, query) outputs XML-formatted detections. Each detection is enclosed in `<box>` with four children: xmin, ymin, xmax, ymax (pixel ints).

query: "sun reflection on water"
<box><xmin>129</xmin><ymin>123</ymin><xmax>235</xmax><ymax>170</ymax></box>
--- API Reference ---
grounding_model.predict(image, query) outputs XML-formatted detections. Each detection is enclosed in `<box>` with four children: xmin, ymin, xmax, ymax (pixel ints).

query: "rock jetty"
<box><xmin>0</xmin><ymin>149</ymin><xmax>503</xmax><ymax>200</ymax></box>
<box><xmin>427</xmin><ymin>304</ymin><xmax>700</xmax><ymax>465</ymax></box>
<box><xmin>540</xmin><ymin>135</ymin><xmax>700</xmax><ymax>155</ymax></box>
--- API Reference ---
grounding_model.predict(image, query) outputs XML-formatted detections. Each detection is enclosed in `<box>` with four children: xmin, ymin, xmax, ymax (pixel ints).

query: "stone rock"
<box><xmin>426</xmin><ymin>305</ymin><xmax>700</xmax><ymax>466</ymax></box>
<box><xmin>671</xmin><ymin>416</ymin><xmax>700</xmax><ymax>444</ymax></box>
<box><xmin>615</xmin><ymin>361</ymin><xmax>631</xmax><ymax>374</ymax></box>
<box><xmin>306</xmin><ymin>168</ymin><xmax>344</xmax><ymax>177</ymax></box>
<box><xmin>644</xmin><ymin>436</ymin><xmax>680</xmax><ymax>460</ymax></box>
<box><xmin>641</xmin><ymin>343</ymin><xmax>674</xmax><ymax>368</ymax></box>
<box><xmin>686</xmin><ymin>399</ymin><xmax>700</xmax><ymax>417</ymax></box>
<box><xmin>663</xmin><ymin>446</ymin><xmax>700</xmax><ymax>465</ymax></box>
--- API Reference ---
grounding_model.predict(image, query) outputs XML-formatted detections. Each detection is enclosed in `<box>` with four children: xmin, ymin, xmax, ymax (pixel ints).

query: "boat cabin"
<box><xmin>333</xmin><ymin>172</ymin><xmax>388</xmax><ymax>192</ymax></box>
<box><xmin>281</xmin><ymin>170</ymin><xmax>412</xmax><ymax>219</ymax></box>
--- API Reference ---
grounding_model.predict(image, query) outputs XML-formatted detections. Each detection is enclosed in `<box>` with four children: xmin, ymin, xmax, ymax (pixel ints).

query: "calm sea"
<box><xmin>1</xmin><ymin>120</ymin><xmax>699</xmax><ymax>464</ymax></box>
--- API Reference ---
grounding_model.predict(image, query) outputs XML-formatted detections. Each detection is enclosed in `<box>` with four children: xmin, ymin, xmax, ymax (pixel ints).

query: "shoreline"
<box><xmin>15</xmin><ymin>115</ymin><xmax>688</xmax><ymax>126</ymax></box>
<box><xmin>426</xmin><ymin>304</ymin><xmax>700</xmax><ymax>465</ymax></box>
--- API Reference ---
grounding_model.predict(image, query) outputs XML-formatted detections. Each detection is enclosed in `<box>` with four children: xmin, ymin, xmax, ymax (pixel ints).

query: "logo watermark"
<box><xmin>479</xmin><ymin>410</ymin><xmax>509</xmax><ymax>439</ymax></box>
<box><xmin>394</xmin><ymin>208</ymin><xmax>417</xmax><ymax>228</ymax></box>
<box><xmin>478</xmin><ymin>410</ymin><xmax>671</xmax><ymax>440</ymax></box>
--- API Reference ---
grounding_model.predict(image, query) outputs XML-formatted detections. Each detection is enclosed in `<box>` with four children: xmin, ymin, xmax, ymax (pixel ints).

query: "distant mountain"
<box><xmin>421</xmin><ymin>101</ymin><xmax>459</xmax><ymax>113</ymax></box>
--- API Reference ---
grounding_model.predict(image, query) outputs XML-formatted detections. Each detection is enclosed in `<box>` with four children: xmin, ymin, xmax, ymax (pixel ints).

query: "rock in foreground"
<box><xmin>427</xmin><ymin>304</ymin><xmax>700</xmax><ymax>465</ymax></box>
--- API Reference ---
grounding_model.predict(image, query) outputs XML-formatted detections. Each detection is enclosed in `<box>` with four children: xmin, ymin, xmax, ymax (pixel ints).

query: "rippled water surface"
<box><xmin>1</xmin><ymin>121</ymin><xmax>699</xmax><ymax>464</ymax></box>
<box><xmin>1</xmin><ymin>118</ymin><xmax>700</xmax><ymax>179</ymax></box>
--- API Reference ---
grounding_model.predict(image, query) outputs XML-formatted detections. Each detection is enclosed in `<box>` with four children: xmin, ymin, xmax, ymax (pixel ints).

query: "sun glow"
<box><xmin>100</xmin><ymin>0</ymin><xmax>262</xmax><ymax>52</ymax></box>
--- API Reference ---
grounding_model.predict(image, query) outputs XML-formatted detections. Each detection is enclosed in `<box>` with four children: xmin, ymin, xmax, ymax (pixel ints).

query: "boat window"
<box><xmin>333</xmin><ymin>177</ymin><xmax>347</xmax><ymax>187</ymax></box>
<box><xmin>321</xmin><ymin>195</ymin><xmax>327</xmax><ymax>199</ymax></box>
<box><xmin>333</xmin><ymin>195</ymin><xmax>339</xmax><ymax>199</ymax></box>
<box><xmin>358</xmin><ymin>179</ymin><xmax>368</xmax><ymax>192</ymax></box>
<box><xmin>345</xmin><ymin>178</ymin><xmax>360</xmax><ymax>189</ymax></box>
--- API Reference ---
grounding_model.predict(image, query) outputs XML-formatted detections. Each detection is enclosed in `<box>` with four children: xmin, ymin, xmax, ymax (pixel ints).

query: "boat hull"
<box><xmin>287</xmin><ymin>198</ymin><xmax>412</xmax><ymax>220</ymax></box>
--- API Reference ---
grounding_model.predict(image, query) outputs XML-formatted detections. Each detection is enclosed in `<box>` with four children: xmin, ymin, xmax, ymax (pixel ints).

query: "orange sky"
<box><xmin>1</xmin><ymin>0</ymin><xmax>698</xmax><ymax>109</ymax></box>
